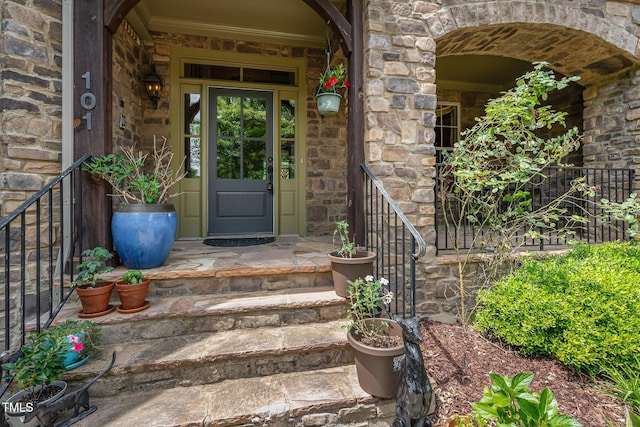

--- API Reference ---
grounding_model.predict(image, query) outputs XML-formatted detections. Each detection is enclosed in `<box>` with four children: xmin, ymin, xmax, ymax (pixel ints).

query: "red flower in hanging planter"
<box><xmin>318</xmin><ymin>63</ymin><xmax>349</xmax><ymax>94</ymax></box>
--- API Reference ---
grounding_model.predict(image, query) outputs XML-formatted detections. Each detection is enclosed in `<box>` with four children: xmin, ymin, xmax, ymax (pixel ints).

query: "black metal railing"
<box><xmin>361</xmin><ymin>164</ymin><xmax>427</xmax><ymax>319</ymax></box>
<box><xmin>0</xmin><ymin>154</ymin><xmax>90</xmax><ymax>353</ymax></box>
<box><xmin>435</xmin><ymin>164</ymin><xmax>636</xmax><ymax>253</ymax></box>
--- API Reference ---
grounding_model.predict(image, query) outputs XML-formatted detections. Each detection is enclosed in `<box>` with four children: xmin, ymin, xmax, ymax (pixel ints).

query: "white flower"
<box><xmin>382</xmin><ymin>291</ymin><xmax>394</xmax><ymax>305</ymax></box>
<box><xmin>379</xmin><ymin>277</ymin><xmax>389</xmax><ymax>286</ymax></box>
<box><xmin>364</xmin><ymin>275</ymin><xmax>374</xmax><ymax>282</ymax></box>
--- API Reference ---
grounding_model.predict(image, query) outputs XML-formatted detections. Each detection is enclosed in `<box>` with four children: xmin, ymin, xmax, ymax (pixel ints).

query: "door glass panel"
<box><xmin>183</xmin><ymin>93</ymin><xmax>201</xmax><ymax>177</ymax></box>
<box><xmin>243</xmin><ymin>140</ymin><xmax>266</xmax><ymax>179</ymax></box>
<box><xmin>280</xmin><ymin>100</ymin><xmax>295</xmax><ymax>179</ymax></box>
<box><xmin>217</xmin><ymin>139</ymin><xmax>240</xmax><ymax>179</ymax></box>
<box><xmin>217</xmin><ymin>96</ymin><xmax>241</xmax><ymax>137</ymax></box>
<box><xmin>242</xmin><ymin>98</ymin><xmax>267</xmax><ymax>138</ymax></box>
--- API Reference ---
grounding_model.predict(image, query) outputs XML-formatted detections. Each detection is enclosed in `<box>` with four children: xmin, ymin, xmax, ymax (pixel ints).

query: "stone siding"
<box><xmin>0</xmin><ymin>0</ymin><xmax>64</xmax><ymax>346</ymax></box>
<box><xmin>365</xmin><ymin>0</ymin><xmax>640</xmax><ymax>322</ymax></box>
<box><xmin>0</xmin><ymin>0</ymin><xmax>63</xmax><ymax>217</ymax></box>
<box><xmin>112</xmin><ymin>21</ymin><xmax>144</xmax><ymax>150</ymax></box>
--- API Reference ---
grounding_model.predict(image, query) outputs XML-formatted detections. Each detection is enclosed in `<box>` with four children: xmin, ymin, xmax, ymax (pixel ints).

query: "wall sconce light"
<box><xmin>143</xmin><ymin>65</ymin><xmax>163</xmax><ymax>109</ymax></box>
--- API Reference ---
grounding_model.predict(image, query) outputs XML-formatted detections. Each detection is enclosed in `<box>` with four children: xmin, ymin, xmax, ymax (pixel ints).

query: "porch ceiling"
<box><xmin>126</xmin><ymin>0</ymin><xmax>346</xmax><ymax>47</ymax></box>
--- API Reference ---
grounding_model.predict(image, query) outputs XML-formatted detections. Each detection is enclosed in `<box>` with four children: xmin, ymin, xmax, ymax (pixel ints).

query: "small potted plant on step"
<box><xmin>328</xmin><ymin>220</ymin><xmax>376</xmax><ymax>297</ymax></box>
<box><xmin>1</xmin><ymin>328</ymin><xmax>83</xmax><ymax>427</ymax></box>
<box><xmin>115</xmin><ymin>269</ymin><xmax>151</xmax><ymax>313</ymax></box>
<box><xmin>344</xmin><ymin>275</ymin><xmax>404</xmax><ymax>398</ymax></box>
<box><xmin>46</xmin><ymin>320</ymin><xmax>101</xmax><ymax>370</ymax></box>
<box><xmin>74</xmin><ymin>247</ymin><xmax>115</xmax><ymax>318</ymax></box>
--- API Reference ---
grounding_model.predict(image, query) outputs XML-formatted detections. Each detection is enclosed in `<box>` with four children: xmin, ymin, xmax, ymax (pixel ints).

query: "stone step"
<box><xmin>140</xmin><ymin>270</ymin><xmax>333</xmax><ymax>298</ymax></box>
<box><xmin>71</xmin><ymin>365</ymin><xmax>396</xmax><ymax>427</ymax></box>
<box><xmin>52</xmin><ymin>287</ymin><xmax>348</xmax><ymax>345</ymax></box>
<box><xmin>62</xmin><ymin>319</ymin><xmax>354</xmax><ymax>397</ymax></box>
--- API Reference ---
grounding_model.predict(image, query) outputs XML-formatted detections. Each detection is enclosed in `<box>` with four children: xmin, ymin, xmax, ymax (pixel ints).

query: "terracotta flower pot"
<box><xmin>115</xmin><ymin>277</ymin><xmax>150</xmax><ymax>312</ymax></box>
<box><xmin>328</xmin><ymin>249</ymin><xmax>376</xmax><ymax>297</ymax></box>
<box><xmin>347</xmin><ymin>318</ymin><xmax>405</xmax><ymax>398</ymax></box>
<box><xmin>76</xmin><ymin>281</ymin><xmax>114</xmax><ymax>316</ymax></box>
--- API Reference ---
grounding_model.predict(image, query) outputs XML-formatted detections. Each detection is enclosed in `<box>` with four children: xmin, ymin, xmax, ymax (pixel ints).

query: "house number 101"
<box><xmin>80</xmin><ymin>71</ymin><xmax>96</xmax><ymax>130</ymax></box>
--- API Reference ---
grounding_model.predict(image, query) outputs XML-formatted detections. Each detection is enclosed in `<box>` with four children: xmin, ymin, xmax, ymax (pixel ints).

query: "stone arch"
<box><xmin>432</xmin><ymin>1</ymin><xmax>640</xmax><ymax>86</ymax></box>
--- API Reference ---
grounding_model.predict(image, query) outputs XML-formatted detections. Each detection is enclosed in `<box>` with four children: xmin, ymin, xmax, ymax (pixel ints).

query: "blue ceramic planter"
<box><xmin>112</xmin><ymin>204</ymin><xmax>177</xmax><ymax>269</ymax></box>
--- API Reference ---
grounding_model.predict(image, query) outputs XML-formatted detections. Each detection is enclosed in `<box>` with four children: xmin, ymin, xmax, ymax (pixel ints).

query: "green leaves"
<box><xmin>475</xmin><ymin>242</ymin><xmax>640</xmax><ymax>374</ymax></box>
<box><xmin>74</xmin><ymin>247</ymin><xmax>113</xmax><ymax>287</ymax></box>
<box><xmin>3</xmin><ymin>331</ymin><xmax>68</xmax><ymax>392</ymax></box>
<box><xmin>471</xmin><ymin>373</ymin><xmax>583</xmax><ymax>427</ymax></box>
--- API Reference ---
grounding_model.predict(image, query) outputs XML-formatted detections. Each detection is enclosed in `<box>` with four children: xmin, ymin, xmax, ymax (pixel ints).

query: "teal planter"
<box><xmin>316</xmin><ymin>92</ymin><xmax>342</xmax><ymax>115</ymax></box>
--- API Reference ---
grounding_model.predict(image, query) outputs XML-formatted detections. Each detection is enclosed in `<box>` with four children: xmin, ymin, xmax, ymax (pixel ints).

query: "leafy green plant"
<box><xmin>122</xmin><ymin>269</ymin><xmax>145</xmax><ymax>284</ymax></box>
<box><xmin>344</xmin><ymin>275</ymin><xmax>394</xmax><ymax>343</ymax></box>
<box><xmin>439</xmin><ymin>62</ymin><xmax>590</xmax><ymax>325</ymax></box>
<box><xmin>474</xmin><ymin>242</ymin><xmax>640</xmax><ymax>374</ymax></box>
<box><xmin>448</xmin><ymin>414</ymin><xmax>489</xmax><ymax>427</ymax></box>
<box><xmin>2</xmin><ymin>330</ymin><xmax>78</xmax><ymax>397</ymax></box>
<box><xmin>471</xmin><ymin>373</ymin><xmax>583</xmax><ymax>427</ymax></box>
<box><xmin>74</xmin><ymin>247</ymin><xmax>114</xmax><ymax>288</ymax></box>
<box><xmin>83</xmin><ymin>136</ymin><xmax>185</xmax><ymax>204</ymax></box>
<box><xmin>318</xmin><ymin>63</ymin><xmax>349</xmax><ymax>94</ymax></box>
<box><xmin>47</xmin><ymin>320</ymin><xmax>101</xmax><ymax>358</ymax></box>
<box><xmin>601</xmin><ymin>192</ymin><xmax>640</xmax><ymax>239</ymax></box>
<box><xmin>333</xmin><ymin>220</ymin><xmax>356</xmax><ymax>258</ymax></box>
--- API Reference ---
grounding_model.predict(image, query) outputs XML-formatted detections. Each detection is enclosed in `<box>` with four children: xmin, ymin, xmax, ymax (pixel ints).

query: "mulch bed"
<box><xmin>420</xmin><ymin>320</ymin><xmax>626</xmax><ymax>427</ymax></box>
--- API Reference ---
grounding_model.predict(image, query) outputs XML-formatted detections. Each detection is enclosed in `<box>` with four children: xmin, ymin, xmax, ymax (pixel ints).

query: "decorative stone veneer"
<box><xmin>112</xmin><ymin>21</ymin><xmax>144</xmax><ymax>149</ymax></box>
<box><xmin>365</xmin><ymin>0</ymin><xmax>640</xmax><ymax>322</ymax></box>
<box><xmin>0</xmin><ymin>1</ymin><xmax>63</xmax><ymax>217</ymax></box>
<box><xmin>0</xmin><ymin>0</ymin><xmax>64</xmax><ymax>346</ymax></box>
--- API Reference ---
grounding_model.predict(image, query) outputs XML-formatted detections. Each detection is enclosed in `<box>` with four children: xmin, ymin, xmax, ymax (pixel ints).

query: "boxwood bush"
<box><xmin>474</xmin><ymin>242</ymin><xmax>640</xmax><ymax>375</ymax></box>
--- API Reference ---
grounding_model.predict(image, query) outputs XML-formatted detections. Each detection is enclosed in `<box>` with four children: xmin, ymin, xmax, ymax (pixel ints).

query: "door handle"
<box><xmin>267</xmin><ymin>164</ymin><xmax>273</xmax><ymax>193</ymax></box>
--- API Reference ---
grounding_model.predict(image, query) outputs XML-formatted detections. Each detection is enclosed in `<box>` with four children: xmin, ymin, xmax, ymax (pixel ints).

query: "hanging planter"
<box><xmin>316</xmin><ymin>92</ymin><xmax>342</xmax><ymax>116</ymax></box>
<box><xmin>316</xmin><ymin>33</ymin><xmax>349</xmax><ymax>116</ymax></box>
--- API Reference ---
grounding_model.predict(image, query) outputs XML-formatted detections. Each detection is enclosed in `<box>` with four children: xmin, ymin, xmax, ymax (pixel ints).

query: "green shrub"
<box><xmin>474</xmin><ymin>242</ymin><xmax>640</xmax><ymax>375</ymax></box>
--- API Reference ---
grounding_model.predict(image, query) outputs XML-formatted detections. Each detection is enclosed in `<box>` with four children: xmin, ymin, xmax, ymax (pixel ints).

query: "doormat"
<box><xmin>203</xmin><ymin>236</ymin><xmax>276</xmax><ymax>247</ymax></box>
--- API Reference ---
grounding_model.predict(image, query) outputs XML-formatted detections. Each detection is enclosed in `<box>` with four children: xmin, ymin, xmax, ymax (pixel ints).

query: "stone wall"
<box><xmin>364</xmin><ymin>0</ymin><xmax>640</xmax><ymax>323</ymax></box>
<box><xmin>0</xmin><ymin>0</ymin><xmax>64</xmax><ymax>347</ymax></box>
<box><xmin>112</xmin><ymin>21</ymin><xmax>144</xmax><ymax>150</ymax></box>
<box><xmin>0</xmin><ymin>0</ymin><xmax>63</xmax><ymax>217</ymax></box>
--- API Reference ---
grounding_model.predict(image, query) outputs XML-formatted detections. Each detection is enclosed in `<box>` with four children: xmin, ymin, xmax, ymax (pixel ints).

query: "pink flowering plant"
<box><xmin>2</xmin><ymin>320</ymin><xmax>100</xmax><ymax>395</ymax></box>
<box><xmin>318</xmin><ymin>63</ymin><xmax>350</xmax><ymax>94</ymax></box>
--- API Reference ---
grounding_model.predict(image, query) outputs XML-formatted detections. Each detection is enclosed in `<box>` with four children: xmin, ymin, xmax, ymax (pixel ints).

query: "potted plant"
<box><xmin>46</xmin><ymin>320</ymin><xmax>101</xmax><ymax>370</ymax></box>
<box><xmin>316</xmin><ymin>63</ymin><xmax>349</xmax><ymax>115</ymax></box>
<box><xmin>344</xmin><ymin>275</ymin><xmax>404</xmax><ymax>398</ymax></box>
<box><xmin>328</xmin><ymin>220</ymin><xmax>376</xmax><ymax>297</ymax></box>
<box><xmin>83</xmin><ymin>136</ymin><xmax>186</xmax><ymax>269</ymax></box>
<box><xmin>115</xmin><ymin>269</ymin><xmax>151</xmax><ymax>313</ymax></box>
<box><xmin>74</xmin><ymin>247</ymin><xmax>115</xmax><ymax>318</ymax></box>
<box><xmin>1</xmin><ymin>329</ymin><xmax>83</xmax><ymax>427</ymax></box>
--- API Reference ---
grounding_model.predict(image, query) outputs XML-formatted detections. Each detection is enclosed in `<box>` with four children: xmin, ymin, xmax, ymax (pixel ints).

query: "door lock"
<box><xmin>267</xmin><ymin>163</ymin><xmax>273</xmax><ymax>193</ymax></box>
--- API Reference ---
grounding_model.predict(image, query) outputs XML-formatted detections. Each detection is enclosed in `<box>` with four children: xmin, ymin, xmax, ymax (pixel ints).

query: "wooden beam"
<box><xmin>105</xmin><ymin>0</ymin><xmax>139</xmax><ymax>34</ymax></box>
<box><xmin>302</xmin><ymin>0</ymin><xmax>352</xmax><ymax>56</ymax></box>
<box><xmin>346</xmin><ymin>0</ymin><xmax>365</xmax><ymax>245</ymax></box>
<box><xmin>75</xmin><ymin>0</ymin><xmax>113</xmax><ymax>251</ymax></box>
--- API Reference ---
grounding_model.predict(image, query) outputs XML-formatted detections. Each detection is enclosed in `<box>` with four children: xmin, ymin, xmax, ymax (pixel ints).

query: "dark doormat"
<box><xmin>203</xmin><ymin>236</ymin><xmax>276</xmax><ymax>247</ymax></box>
